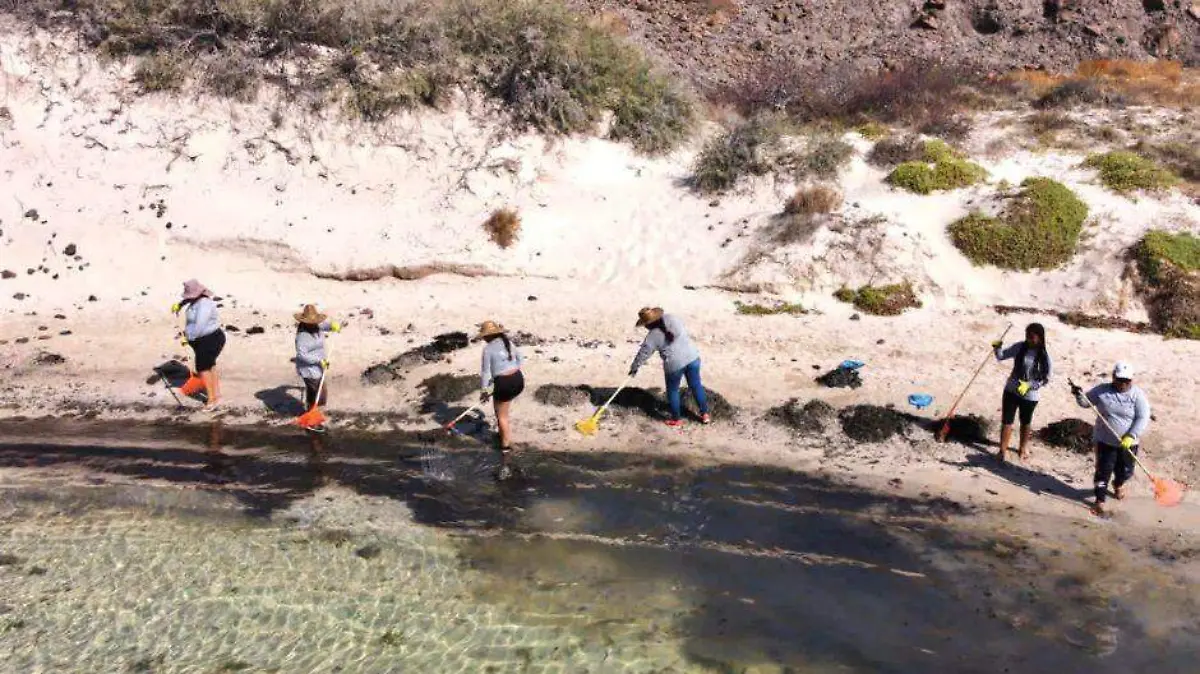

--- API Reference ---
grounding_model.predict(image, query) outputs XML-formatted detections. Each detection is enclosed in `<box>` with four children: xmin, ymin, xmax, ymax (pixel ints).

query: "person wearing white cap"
<box><xmin>1071</xmin><ymin>361</ymin><xmax>1152</xmax><ymax>515</ymax></box>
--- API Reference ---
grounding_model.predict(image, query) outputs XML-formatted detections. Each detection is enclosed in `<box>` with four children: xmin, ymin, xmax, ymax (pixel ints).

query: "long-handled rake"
<box><xmin>576</xmin><ymin>376</ymin><xmax>633</xmax><ymax>436</ymax></box>
<box><xmin>936</xmin><ymin>324</ymin><xmax>1013</xmax><ymax>442</ymax></box>
<box><xmin>444</xmin><ymin>400</ymin><xmax>486</xmax><ymax>435</ymax></box>
<box><xmin>1082</xmin><ymin>386</ymin><xmax>1186</xmax><ymax>507</ymax></box>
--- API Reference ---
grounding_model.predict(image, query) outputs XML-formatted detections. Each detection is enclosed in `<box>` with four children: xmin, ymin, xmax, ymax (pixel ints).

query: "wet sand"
<box><xmin>1</xmin><ymin>419</ymin><xmax>1198</xmax><ymax>673</ymax></box>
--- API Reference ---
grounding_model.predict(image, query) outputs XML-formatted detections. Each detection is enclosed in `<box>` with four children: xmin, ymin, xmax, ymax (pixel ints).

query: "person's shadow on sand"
<box><xmin>254</xmin><ymin>386</ymin><xmax>307</xmax><ymax>416</ymax></box>
<box><xmin>943</xmin><ymin>449</ymin><xmax>1092</xmax><ymax>504</ymax></box>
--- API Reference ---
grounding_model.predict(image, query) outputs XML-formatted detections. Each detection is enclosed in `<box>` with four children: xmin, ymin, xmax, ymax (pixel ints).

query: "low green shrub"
<box><xmin>1084</xmin><ymin>151</ymin><xmax>1179</xmax><ymax>193</ymax></box>
<box><xmin>797</xmin><ymin>135</ymin><xmax>854</xmax><ymax>179</ymax></box>
<box><xmin>1133</xmin><ymin>230</ymin><xmax>1200</xmax><ymax>339</ymax></box>
<box><xmin>690</xmin><ymin>116</ymin><xmax>784</xmax><ymax>193</ymax></box>
<box><xmin>834</xmin><ymin>282</ymin><xmax>922</xmax><ymax>316</ymax></box>
<box><xmin>735</xmin><ymin>301</ymin><xmax>808</xmax><ymax>316</ymax></box>
<box><xmin>26</xmin><ymin>0</ymin><xmax>694</xmax><ymax>153</ymax></box>
<box><xmin>886</xmin><ymin>140</ymin><xmax>987</xmax><ymax>194</ymax></box>
<box><xmin>133</xmin><ymin>53</ymin><xmax>186</xmax><ymax>92</ymax></box>
<box><xmin>948</xmin><ymin>177</ymin><xmax>1088</xmax><ymax>270</ymax></box>
<box><xmin>857</xmin><ymin>122</ymin><xmax>890</xmax><ymax>140</ymax></box>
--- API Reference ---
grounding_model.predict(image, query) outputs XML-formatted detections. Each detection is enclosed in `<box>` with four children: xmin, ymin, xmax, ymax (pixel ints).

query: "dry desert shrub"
<box><xmin>784</xmin><ymin>186</ymin><xmax>842</xmax><ymax>216</ymax></box>
<box><xmin>483</xmin><ymin>208</ymin><xmax>521</xmax><ymax>249</ymax></box>
<box><xmin>1012</xmin><ymin>60</ymin><xmax>1200</xmax><ymax>110</ymax></box>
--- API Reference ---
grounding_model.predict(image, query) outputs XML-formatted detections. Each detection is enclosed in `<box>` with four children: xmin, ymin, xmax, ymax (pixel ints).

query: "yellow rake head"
<box><xmin>574</xmin><ymin>415</ymin><xmax>600</xmax><ymax>436</ymax></box>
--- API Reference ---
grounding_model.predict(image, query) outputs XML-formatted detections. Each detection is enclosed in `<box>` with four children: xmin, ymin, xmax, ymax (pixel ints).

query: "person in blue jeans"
<box><xmin>628</xmin><ymin>307</ymin><xmax>710</xmax><ymax>427</ymax></box>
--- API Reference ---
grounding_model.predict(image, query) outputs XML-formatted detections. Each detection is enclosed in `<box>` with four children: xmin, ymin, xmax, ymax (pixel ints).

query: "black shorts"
<box><xmin>191</xmin><ymin>330</ymin><xmax>226</xmax><ymax>373</ymax></box>
<box><xmin>493</xmin><ymin>370</ymin><xmax>525</xmax><ymax>403</ymax></box>
<box><xmin>1001</xmin><ymin>390</ymin><xmax>1038</xmax><ymax>426</ymax></box>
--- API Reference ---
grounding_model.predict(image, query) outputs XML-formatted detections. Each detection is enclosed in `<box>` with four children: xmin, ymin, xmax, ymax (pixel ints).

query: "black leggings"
<box><xmin>1000</xmin><ymin>390</ymin><xmax>1038</xmax><ymax>426</ymax></box>
<box><xmin>1094</xmin><ymin>442</ymin><xmax>1137</xmax><ymax>504</ymax></box>
<box><xmin>302</xmin><ymin>377</ymin><xmax>327</xmax><ymax>407</ymax></box>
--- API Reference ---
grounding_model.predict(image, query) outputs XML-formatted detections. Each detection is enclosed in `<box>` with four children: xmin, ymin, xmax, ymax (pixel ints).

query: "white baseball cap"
<box><xmin>1113</xmin><ymin>362</ymin><xmax>1135</xmax><ymax>379</ymax></box>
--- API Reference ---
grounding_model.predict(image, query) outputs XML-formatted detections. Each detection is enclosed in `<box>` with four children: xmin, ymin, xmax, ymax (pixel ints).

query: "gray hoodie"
<box><xmin>295</xmin><ymin>322</ymin><xmax>332</xmax><ymax>381</ymax></box>
<box><xmin>1075</xmin><ymin>383</ymin><xmax>1152</xmax><ymax>446</ymax></box>
<box><xmin>184</xmin><ymin>297</ymin><xmax>221</xmax><ymax>342</ymax></box>
<box><xmin>994</xmin><ymin>342</ymin><xmax>1052</xmax><ymax>402</ymax></box>
<box><xmin>631</xmin><ymin>313</ymin><xmax>701</xmax><ymax>374</ymax></box>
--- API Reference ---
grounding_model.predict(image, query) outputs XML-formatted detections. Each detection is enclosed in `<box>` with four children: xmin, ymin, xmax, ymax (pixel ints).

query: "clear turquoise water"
<box><xmin>0</xmin><ymin>420</ymin><xmax>1197</xmax><ymax>673</ymax></box>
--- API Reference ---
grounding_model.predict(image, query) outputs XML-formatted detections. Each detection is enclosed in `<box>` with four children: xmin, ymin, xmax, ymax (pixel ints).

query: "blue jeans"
<box><xmin>665</xmin><ymin>358</ymin><xmax>707</xmax><ymax>420</ymax></box>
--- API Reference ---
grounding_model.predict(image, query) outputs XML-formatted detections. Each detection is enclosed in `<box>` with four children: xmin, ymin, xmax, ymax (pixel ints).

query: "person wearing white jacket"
<box><xmin>1072</xmin><ymin>361</ymin><xmax>1152</xmax><ymax>515</ymax></box>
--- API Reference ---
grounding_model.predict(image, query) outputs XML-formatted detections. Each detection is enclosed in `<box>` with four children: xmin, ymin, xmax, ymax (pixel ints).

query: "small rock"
<box><xmin>23</xmin><ymin>209</ymin><xmax>38</xmax><ymax>220</ymax></box>
<box><xmin>34</xmin><ymin>352</ymin><xmax>67</xmax><ymax>366</ymax></box>
<box><xmin>850</xmin><ymin>313</ymin><xmax>861</xmax><ymax>321</ymax></box>
<box><xmin>13</xmin><ymin>293</ymin><xmax>26</xmax><ymax>300</ymax></box>
<box><xmin>0</xmin><ymin>270</ymin><xmax>15</xmax><ymax>280</ymax></box>
<box><xmin>527</xmin><ymin>295</ymin><xmax>538</xmax><ymax>301</ymax></box>
<box><xmin>15</xmin><ymin>337</ymin><xmax>29</xmax><ymax>344</ymax></box>
<box><xmin>876</xmin><ymin>339</ymin><xmax>885</xmax><ymax>345</ymax></box>
<box><xmin>355</xmin><ymin>544</ymin><xmax>382</xmax><ymax>560</ymax></box>
<box><xmin>87</xmin><ymin>295</ymin><xmax>98</xmax><ymax>302</ymax></box>
<box><xmin>54</xmin><ymin>314</ymin><xmax>66</xmax><ymax>320</ymax></box>
<box><xmin>225</xmin><ymin>325</ymin><xmax>240</xmax><ymax>333</ymax></box>
<box><xmin>246</xmin><ymin>326</ymin><xmax>265</xmax><ymax>335</ymax></box>
<box><xmin>63</xmin><ymin>243</ymin><xmax>77</xmax><ymax>256</ymax></box>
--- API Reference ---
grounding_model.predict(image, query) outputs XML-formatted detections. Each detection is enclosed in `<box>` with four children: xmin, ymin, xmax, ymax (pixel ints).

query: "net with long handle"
<box><xmin>1091</xmin><ymin>404</ymin><xmax>1187</xmax><ymax>507</ymax></box>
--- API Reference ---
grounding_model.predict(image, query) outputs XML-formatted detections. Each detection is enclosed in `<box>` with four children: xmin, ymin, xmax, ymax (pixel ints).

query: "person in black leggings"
<box><xmin>476</xmin><ymin>320</ymin><xmax>525</xmax><ymax>479</ymax></box>
<box><xmin>992</xmin><ymin>323</ymin><xmax>1052</xmax><ymax>463</ymax></box>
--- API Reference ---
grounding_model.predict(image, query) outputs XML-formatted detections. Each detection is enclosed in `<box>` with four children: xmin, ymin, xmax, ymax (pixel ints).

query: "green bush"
<box><xmin>1084</xmin><ymin>151</ymin><xmax>1179</xmax><ymax>193</ymax></box>
<box><xmin>797</xmin><ymin>135</ymin><xmax>855</xmax><ymax>179</ymax></box>
<box><xmin>1133</xmin><ymin>230</ymin><xmax>1200</xmax><ymax>339</ymax></box>
<box><xmin>691</xmin><ymin>116</ymin><xmax>785</xmax><ymax>193</ymax></box>
<box><xmin>834</xmin><ymin>282</ymin><xmax>922</xmax><ymax>316</ymax></box>
<box><xmin>857</xmin><ymin>122</ymin><xmax>890</xmax><ymax>140</ymax></box>
<box><xmin>735</xmin><ymin>301</ymin><xmax>808</xmax><ymax>316</ymax></box>
<box><xmin>133</xmin><ymin>53</ymin><xmax>186</xmax><ymax>92</ymax></box>
<box><xmin>886</xmin><ymin>140</ymin><xmax>987</xmax><ymax>194</ymax></box>
<box><xmin>948</xmin><ymin>177</ymin><xmax>1088</xmax><ymax>270</ymax></box>
<box><xmin>27</xmin><ymin>0</ymin><xmax>694</xmax><ymax>153</ymax></box>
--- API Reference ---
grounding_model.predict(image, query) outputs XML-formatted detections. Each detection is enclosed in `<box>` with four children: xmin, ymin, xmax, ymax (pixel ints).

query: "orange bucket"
<box><xmin>179</xmin><ymin>374</ymin><xmax>206</xmax><ymax>397</ymax></box>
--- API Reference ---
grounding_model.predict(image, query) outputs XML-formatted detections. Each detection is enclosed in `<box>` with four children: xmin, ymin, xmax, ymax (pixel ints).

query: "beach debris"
<box><xmin>907</xmin><ymin>393</ymin><xmax>934</xmax><ymax>410</ymax></box>
<box><xmin>33</xmin><ymin>351</ymin><xmax>66</xmax><ymax>366</ymax></box>
<box><xmin>768</xmin><ymin>398</ymin><xmax>835</xmax><ymax>434</ymax></box>
<box><xmin>361</xmin><ymin>331</ymin><xmax>470</xmax><ymax>385</ymax></box>
<box><xmin>839</xmin><ymin>404</ymin><xmax>910</xmax><ymax>442</ymax></box>
<box><xmin>419</xmin><ymin>373</ymin><xmax>477</xmax><ymax>407</ymax></box>
<box><xmin>534</xmin><ymin>384</ymin><xmax>591</xmax><ymax>407</ymax></box>
<box><xmin>246</xmin><ymin>326</ymin><xmax>265</xmax><ymax>335</ymax></box>
<box><xmin>936</xmin><ymin>414</ymin><xmax>991</xmax><ymax>444</ymax></box>
<box><xmin>0</xmin><ymin>270</ymin><xmax>15</xmax><ymax>279</ymax></box>
<box><xmin>1038</xmin><ymin>418</ymin><xmax>1094</xmax><ymax>454</ymax></box>
<box><xmin>816</xmin><ymin>365</ymin><xmax>862</xmax><ymax>389</ymax></box>
<box><xmin>840</xmin><ymin>359</ymin><xmax>865</xmax><ymax>370</ymax></box>
<box><xmin>63</xmin><ymin>243</ymin><xmax>76</xmax><ymax>256</ymax></box>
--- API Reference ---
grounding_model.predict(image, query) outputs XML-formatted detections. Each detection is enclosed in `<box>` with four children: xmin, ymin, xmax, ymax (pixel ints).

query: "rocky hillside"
<box><xmin>571</xmin><ymin>0</ymin><xmax>1200</xmax><ymax>91</ymax></box>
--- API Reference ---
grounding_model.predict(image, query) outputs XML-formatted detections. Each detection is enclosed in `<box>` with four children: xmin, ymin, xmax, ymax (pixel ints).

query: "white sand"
<box><xmin>2</xmin><ymin>25</ymin><xmax>1199</xmax><ymax>533</ymax></box>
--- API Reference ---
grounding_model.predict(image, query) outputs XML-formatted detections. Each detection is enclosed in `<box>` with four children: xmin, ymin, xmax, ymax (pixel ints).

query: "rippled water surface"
<box><xmin>1</xmin><ymin>420</ymin><xmax>1197</xmax><ymax>673</ymax></box>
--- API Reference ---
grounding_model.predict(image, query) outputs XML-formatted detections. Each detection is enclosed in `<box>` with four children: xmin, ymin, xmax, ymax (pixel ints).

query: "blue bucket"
<box><xmin>839</xmin><ymin>359</ymin><xmax>865</xmax><ymax>371</ymax></box>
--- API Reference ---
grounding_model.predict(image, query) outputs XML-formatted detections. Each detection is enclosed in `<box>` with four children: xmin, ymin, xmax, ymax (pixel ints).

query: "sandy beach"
<box><xmin>2</xmin><ymin>23</ymin><xmax>1199</xmax><ymax>536</ymax></box>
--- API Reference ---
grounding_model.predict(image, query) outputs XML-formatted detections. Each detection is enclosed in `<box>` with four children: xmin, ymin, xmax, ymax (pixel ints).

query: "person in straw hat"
<box><xmin>294</xmin><ymin>304</ymin><xmax>343</xmax><ymax>429</ymax></box>
<box><xmin>476</xmin><ymin>320</ymin><xmax>525</xmax><ymax>465</ymax></box>
<box><xmin>629</xmin><ymin>307</ymin><xmax>710</xmax><ymax>427</ymax></box>
<box><xmin>1072</xmin><ymin>361</ymin><xmax>1152</xmax><ymax>516</ymax></box>
<box><xmin>171</xmin><ymin>279</ymin><xmax>225</xmax><ymax>408</ymax></box>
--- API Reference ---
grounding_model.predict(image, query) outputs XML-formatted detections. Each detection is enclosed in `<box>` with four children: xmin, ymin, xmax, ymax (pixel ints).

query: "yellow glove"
<box><xmin>991</xmin><ymin>340</ymin><xmax>1002</xmax><ymax>349</ymax></box>
<box><xmin>170</xmin><ymin>302</ymin><xmax>182</xmax><ymax>315</ymax></box>
<box><xmin>321</xmin><ymin>360</ymin><xmax>330</xmax><ymax>370</ymax></box>
<box><xmin>1016</xmin><ymin>380</ymin><xmax>1031</xmax><ymax>396</ymax></box>
<box><xmin>1120</xmin><ymin>435</ymin><xmax>1135</xmax><ymax>450</ymax></box>
<box><xmin>180</xmin><ymin>338</ymin><xmax>189</xmax><ymax>347</ymax></box>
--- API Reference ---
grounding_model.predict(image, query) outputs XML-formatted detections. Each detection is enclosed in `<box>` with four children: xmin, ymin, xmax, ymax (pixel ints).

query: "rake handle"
<box><xmin>939</xmin><ymin>324</ymin><xmax>1013</xmax><ymax>434</ymax></box>
<box><xmin>307</xmin><ymin>337</ymin><xmax>332</xmax><ymax>413</ymax></box>
<box><xmin>1088</xmin><ymin>401</ymin><xmax>1158</xmax><ymax>481</ymax></box>
<box><xmin>591</xmin><ymin>375</ymin><xmax>634</xmax><ymax>422</ymax></box>
<box><xmin>445</xmin><ymin>400</ymin><xmax>486</xmax><ymax>431</ymax></box>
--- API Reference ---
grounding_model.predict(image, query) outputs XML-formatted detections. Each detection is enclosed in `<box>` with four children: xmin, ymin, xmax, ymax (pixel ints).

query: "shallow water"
<box><xmin>0</xmin><ymin>420</ymin><xmax>1197</xmax><ymax>673</ymax></box>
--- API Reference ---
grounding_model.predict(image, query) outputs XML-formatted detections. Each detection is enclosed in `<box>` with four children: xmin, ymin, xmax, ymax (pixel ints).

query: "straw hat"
<box><xmin>635</xmin><ymin>307</ymin><xmax>664</xmax><ymax>327</ymax></box>
<box><xmin>294</xmin><ymin>304</ymin><xmax>327</xmax><ymax>325</ymax></box>
<box><xmin>181</xmin><ymin>279</ymin><xmax>212</xmax><ymax>300</ymax></box>
<box><xmin>475</xmin><ymin>320</ymin><xmax>506</xmax><ymax>340</ymax></box>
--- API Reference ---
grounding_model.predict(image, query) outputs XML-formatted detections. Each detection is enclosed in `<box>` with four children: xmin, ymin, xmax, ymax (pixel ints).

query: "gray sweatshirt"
<box><xmin>295</xmin><ymin>322</ymin><xmax>332</xmax><ymax>381</ymax></box>
<box><xmin>994</xmin><ymin>342</ymin><xmax>1052</xmax><ymax>402</ymax></box>
<box><xmin>631</xmin><ymin>314</ymin><xmax>701</xmax><ymax>374</ymax></box>
<box><xmin>184</xmin><ymin>297</ymin><xmax>221</xmax><ymax>342</ymax></box>
<box><xmin>1074</xmin><ymin>383</ymin><xmax>1152</xmax><ymax>446</ymax></box>
<box><xmin>481</xmin><ymin>337</ymin><xmax>523</xmax><ymax>389</ymax></box>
